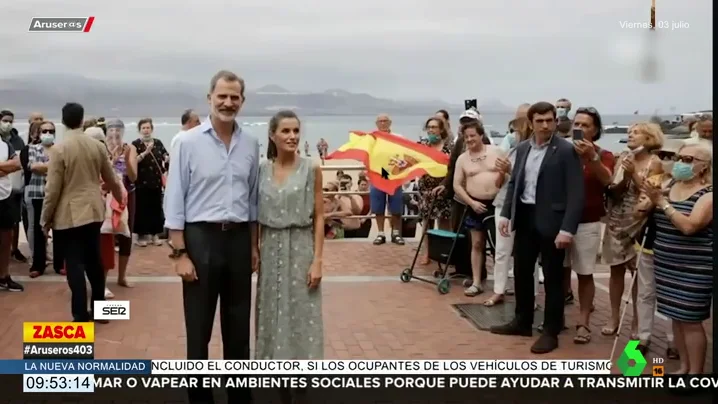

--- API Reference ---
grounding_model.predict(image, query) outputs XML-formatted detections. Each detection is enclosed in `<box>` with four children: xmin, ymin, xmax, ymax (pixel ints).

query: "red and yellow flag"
<box><xmin>327</xmin><ymin>131</ymin><xmax>450</xmax><ymax>195</ymax></box>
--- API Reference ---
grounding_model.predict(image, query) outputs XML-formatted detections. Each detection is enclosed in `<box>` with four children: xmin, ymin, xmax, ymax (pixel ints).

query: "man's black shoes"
<box><xmin>490</xmin><ymin>319</ymin><xmax>533</xmax><ymax>337</ymax></box>
<box><xmin>530</xmin><ymin>334</ymin><xmax>559</xmax><ymax>354</ymax></box>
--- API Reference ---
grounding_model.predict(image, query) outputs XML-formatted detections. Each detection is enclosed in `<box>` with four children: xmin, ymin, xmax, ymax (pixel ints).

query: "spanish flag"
<box><xmin>327</xmin><ymin>131</ymin><xmax>449</xmax><ymax>195</ymax></box>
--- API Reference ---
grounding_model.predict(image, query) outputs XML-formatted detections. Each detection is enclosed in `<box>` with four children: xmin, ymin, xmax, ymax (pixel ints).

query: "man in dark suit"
<box><xmin>490</xmin><ymin>101</ymin><xmax>584</xmax><ymax>354</ymax></box>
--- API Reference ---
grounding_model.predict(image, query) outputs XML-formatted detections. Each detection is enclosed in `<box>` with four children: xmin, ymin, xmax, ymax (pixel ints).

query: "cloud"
<box><xmin>0</xmin><ymin>0</ymin><xmax>712</xmax><ymax>113</ymax></box>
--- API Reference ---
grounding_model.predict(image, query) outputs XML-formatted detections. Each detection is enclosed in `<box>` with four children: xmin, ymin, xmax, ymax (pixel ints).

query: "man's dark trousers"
<box><xmin>54</xmin><ymin>222</ymin><xmax>105</xmax><ymax>321</ymax></box>
<box><xmin>183</xmin><ymin>222</ymin><xmax>253</xmax><ymax>404</ymax></box>
<box><xmin>512</xmin><ymin>203</ymin><xmax>566</xmax><ymax>335</ymax></box>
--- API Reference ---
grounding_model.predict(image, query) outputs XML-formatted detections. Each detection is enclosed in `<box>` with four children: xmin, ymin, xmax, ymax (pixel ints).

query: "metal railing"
<box><xmin>321</xmin><ymin>164</ymin><xmax>421</xmax><ymax>220</ymax></box>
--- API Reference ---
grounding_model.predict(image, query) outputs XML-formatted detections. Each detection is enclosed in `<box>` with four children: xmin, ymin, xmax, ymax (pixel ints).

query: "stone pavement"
<box><xmin>1</xmin><ymin>241</ymin><xmax>712</xmax><ymax>374</ymax></box>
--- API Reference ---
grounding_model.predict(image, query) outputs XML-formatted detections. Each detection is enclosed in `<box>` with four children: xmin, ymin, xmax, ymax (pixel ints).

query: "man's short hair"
<box><xmin>209</xmin><ymin>70</ymin><xmax>245</xmax><ymax>99</ymax></box>
<box><xmin>0</xmin><ymin>110</ymin><xmax>13</xmax><ymax>120</ymax></box>
<box><xmin>62</xmin><ymin>103</ymin><xmax>84</xmax><ymax>130</ymax></box>
<box><xmin>181</xmin><ymin>109</ymin><xmax>194</xmax><ymax>126</ymax></box>
<box><xmin>527</xmin><ymin>102</ymin><xmax>557</xmax><ymax>121</ymax></box>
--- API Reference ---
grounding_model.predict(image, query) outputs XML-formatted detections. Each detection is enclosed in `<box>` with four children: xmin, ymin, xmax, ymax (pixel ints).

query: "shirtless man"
<box><xmin>453</xmin><ymin>120</ymin><xmax>506</xmax><ymax>297</ymax></box>
<box><xmin>323</xmin><ymin>181</ymin><xmax>360</xmax><ymax>238</ymax></box>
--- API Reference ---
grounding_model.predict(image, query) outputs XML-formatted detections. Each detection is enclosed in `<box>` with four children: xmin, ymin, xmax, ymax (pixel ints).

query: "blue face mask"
<box><xmin>671</xmin><ymin>161</ymin><xmax>695</xmax><ymax>181</ymax></box>
<box><xmin>556</xmin><ymin>107</ymin><xmax>568</xmax><ymax>118</ymax></box>
<box><xmin>427</xmin><ymin>134</ymin><xmax>440</xmax><ymax>144</ymax></box>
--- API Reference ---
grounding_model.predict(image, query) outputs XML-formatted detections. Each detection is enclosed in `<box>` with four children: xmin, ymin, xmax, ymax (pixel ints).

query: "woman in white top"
<box><xmin>485</xmin><ymin>117</ymin><xmax>540</xmax><ymax>306</ymax></box>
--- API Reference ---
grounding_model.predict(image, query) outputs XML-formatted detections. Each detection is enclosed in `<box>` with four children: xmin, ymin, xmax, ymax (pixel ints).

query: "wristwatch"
<box><xmin>168</xmin><ymin>247</ymin><xmax>187</xmax><ymax>259</ymax></box>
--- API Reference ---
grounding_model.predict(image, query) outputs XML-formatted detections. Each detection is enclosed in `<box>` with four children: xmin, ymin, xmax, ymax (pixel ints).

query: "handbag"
<box><xmin>148</xmin><ymin>149</ymin><xmax>167</xmax><ymax>188</ymax></box>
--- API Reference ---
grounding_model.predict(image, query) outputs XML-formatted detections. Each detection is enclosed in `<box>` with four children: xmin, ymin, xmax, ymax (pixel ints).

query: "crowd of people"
<box><xmin>316</xmin><ymin>99</ymin><xmax>713</xmax><ymax>371</ymax></box>
<box><xmin>0</xmin><ymin>69</ymin><xmax>712</xmax><ymax>401</ymax></box>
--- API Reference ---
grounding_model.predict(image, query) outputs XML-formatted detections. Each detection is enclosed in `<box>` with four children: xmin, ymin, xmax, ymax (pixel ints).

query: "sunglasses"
<box><xmin>672</xmin><ymin>155</ymin><xmax>708</xmax><ymax>163</ymax></box>
<box><xmin>40</xmin><ymin>129</ymin><xmax>55</xmax><ymax>135</ymax></box>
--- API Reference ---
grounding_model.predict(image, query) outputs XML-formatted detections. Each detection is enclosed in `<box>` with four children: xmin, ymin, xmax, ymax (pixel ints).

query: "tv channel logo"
<box><xmin>616</xmin><ymin>340</ymin><xmax>647</xmax><ymax>376</ymax></box>
<box><xmin>93</xmin><ymin>301</ymin><xmax>130</xmax><ymax>320</ymax></box>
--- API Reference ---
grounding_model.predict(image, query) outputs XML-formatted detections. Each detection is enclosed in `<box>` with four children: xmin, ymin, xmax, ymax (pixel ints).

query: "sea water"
<box><xmin>14</xmin><ymin>114</ymin><xmax>652</xmax><ymax>154</ymax></box>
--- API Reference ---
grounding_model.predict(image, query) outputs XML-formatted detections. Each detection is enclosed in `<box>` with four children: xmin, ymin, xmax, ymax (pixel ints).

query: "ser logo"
<box><xmin>94</xmin><ymin>301</ymin><xmax>130</xmax><ymax>320</ymax></box>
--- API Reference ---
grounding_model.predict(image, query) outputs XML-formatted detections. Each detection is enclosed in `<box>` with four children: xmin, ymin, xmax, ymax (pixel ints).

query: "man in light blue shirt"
<box><xmin>164</xmin><ymin>70</ymin><xmax>258</xmax><ymax>404</ymax></box>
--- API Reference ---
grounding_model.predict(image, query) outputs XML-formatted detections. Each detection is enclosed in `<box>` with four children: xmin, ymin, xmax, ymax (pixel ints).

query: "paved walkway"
<box><xmin>1</xmin><ymin>240</ymin><xmax>712</xmax><ymax>374</ymax></box>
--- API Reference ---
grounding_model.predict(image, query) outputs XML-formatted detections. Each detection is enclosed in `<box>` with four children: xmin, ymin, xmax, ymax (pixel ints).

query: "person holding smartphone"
<box><xmin>562</xmin><ymin>107</ymin><xmax>616</xmax><ymax>344</ymax></box>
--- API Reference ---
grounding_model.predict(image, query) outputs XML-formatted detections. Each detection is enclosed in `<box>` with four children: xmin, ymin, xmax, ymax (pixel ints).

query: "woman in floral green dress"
<box><xmin>256</xmin><ymin>110</ymin><xmax>325</xmax><ymax>402</ymax></box>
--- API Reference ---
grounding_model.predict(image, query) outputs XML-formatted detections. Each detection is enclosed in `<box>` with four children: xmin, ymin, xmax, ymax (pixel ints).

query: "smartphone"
<box><xmin>464</xmin><ymin>99</ymin><xmax>478</xmax><ymax>110</ymax></box>
<box><xmin>572</xmin><ymin>128</ymin><xmax>584</xmax><ymax>141</ymax></box>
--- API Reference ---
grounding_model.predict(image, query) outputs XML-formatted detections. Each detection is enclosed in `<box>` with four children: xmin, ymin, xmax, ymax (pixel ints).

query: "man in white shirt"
<box><xmin>170</xmin><ymin>109</ymin><xmax>200</xmax><ymax>154</ymax></box>
<box><xmin>0</xmin><ymin>137</ymin><xmax>22</xmax><ymax>291</ymax></box>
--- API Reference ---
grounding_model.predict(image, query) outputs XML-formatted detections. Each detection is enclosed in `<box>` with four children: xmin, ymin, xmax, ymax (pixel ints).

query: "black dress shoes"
<box><xmin>490</xmin><ymin>319</ymin><xmax>533</xmax><ymax>337</ymax></box>
<box><xmin>530</xmin><ymin>334</ymin><xmax>558</xmax><ymax>354</ymax></box>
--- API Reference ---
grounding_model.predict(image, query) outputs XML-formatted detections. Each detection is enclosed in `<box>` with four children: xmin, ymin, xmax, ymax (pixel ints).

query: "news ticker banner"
<box><xmin>22</xmin><ymin>322</ymin><xmax>94</xmax><ymax>360</ymax></box>
<box><xmin>3</xmin><ymin>359</ymin><xmax>612</xmax><ymax>375</ymax></box>
<box><xmin>13</xmin><ymin>374</ymin><xmax>718</xmax><ymax>398</ymax></box>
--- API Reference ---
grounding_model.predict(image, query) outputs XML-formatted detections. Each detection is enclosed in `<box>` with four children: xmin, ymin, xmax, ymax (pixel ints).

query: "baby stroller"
<box><xmin>400</xmin><ymin>198</ymin><xmax>496</xmax><ymax>295</ymax></box>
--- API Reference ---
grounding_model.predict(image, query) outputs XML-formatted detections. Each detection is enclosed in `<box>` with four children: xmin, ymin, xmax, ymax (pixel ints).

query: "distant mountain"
<box><xmin>0</xmin><ymin>74</ymin><xmax>510</xmax><ymax>117</ymax></box>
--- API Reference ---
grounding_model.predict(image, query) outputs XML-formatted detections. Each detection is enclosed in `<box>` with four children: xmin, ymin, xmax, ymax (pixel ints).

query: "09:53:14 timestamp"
<box><xmin>23</xmin><ymin>374</ymin><xmax>95</xmax><ymax>393</ymax></box>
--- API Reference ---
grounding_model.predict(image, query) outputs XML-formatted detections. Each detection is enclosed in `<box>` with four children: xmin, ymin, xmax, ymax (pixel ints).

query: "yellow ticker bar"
<box><xmin>23</xmin><ymin>322</ymin><xmax>95</xmax><ymax>343</ymax></box>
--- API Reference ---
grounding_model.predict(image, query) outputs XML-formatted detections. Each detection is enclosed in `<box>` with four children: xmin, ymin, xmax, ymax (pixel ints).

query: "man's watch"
<box><xmin>168</xmin><ymin>248</ymin><xmax>187</xmax><ymax>259</ymax></box>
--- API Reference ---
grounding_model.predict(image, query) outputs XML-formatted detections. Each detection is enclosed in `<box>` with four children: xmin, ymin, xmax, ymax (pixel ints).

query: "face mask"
<box><xmin>671</xmin><ymin>162</ymin><xmax>695</xmax><ymax>181</ymax></box>
<box><xmin>427</xmin><ymin>134</ymin><xmax>440</xmax><ymax>144</ymax></box>
<box><xmin>0</xmin><ymin>122</ymin><xmax>12</xmax><ymax>133</ymax></box>
<box><xmin>40</xmin><ymin>134</ymin><xmax>55</xmax><ymax>146</ymax></box>
<box><xmin>556</xmin><ymin>107</ymin><xmax>568</xmax><ymax>118</ymax></box>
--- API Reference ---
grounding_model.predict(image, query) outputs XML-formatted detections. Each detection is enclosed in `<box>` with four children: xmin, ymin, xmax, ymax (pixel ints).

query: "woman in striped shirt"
<box><xmin>642</xmin><ymin>143</ymin><xmax>713</xmax><ymax>374</ymax></box>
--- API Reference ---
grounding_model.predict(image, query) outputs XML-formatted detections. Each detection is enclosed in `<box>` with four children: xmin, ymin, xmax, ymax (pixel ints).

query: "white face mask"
<box><xmin>0</xmin><ymin>121</ymin><xmax>12</xmax><ymax>132</ymax></box>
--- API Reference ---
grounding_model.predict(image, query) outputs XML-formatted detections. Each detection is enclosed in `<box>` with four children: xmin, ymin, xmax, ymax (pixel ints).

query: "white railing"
<box><xmin>321</xmin><ymin>164</ymin><xmax>420</xmax><ymax>220</ymax></box>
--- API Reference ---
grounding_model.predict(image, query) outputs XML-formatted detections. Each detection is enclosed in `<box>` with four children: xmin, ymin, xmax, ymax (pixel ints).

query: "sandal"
<box><xmin>601</xmin><ymin>325</ymin><xmax>618</xmax><ymax>336</ymax></box>
<box><xmin>483</xmin><ymin>294</ymin><xmax>504</xmax><ymax>307</ymax></box>
<box><xmin>373</xmin><ymin>235</ymin><xmax>386</xmax><ymax>245</ymax></box>
<box><xmin>464</xmin><ymin>284</ymin><xmax>483</xmax><ymax>297</ymax></box>
<box><xmin>29</xmin><ymin>271</ymin><xmax>42</xmax><ymax>278</ymax></box>
<box><xmin>666</xmin><ymin>347</ymin><xmax>679</xmax><ymax>360</ymax></box>
<box><xmin>574</xmin><ymin>325</ymin><xmax>592</xmax><ymax>344</ymax></box>
<box><xmin>391</xmin><ymin>234</ymin><xmax>405</xmax><ymax>245</ymax></box>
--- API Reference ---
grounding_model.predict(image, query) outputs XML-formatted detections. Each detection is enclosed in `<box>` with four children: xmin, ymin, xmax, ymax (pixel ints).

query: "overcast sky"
<box><xmin>1</xmin><ymin>1</ymin><xmax>712</xmax><ymax>113</ymax></box>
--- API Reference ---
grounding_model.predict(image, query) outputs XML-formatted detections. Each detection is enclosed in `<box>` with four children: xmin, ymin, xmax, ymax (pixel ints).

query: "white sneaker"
<box><xmin>104</xmin><ymin>288</ymin><xmax>114</xmax><ymax>299</ymax></box>
<box><xmin>135</xmin><ymin>236</ymin><xmax>148</xmax><ymax>247</ymax></box>
<box><xmin>152</xmin><ymin>235</ymin><xmax>164</xmax><ymax>246</ymax></box>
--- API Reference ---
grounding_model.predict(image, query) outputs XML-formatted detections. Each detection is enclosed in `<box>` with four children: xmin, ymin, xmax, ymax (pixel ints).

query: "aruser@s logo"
<box><xmin>617</xmin><ymin>340</ymin><xmax>647</xmax><ymax>376</ymax></box>
<box><xmin>23</xmin><ymin>322</ymin><xmax>94</xmax><ymax>343</ymax></box>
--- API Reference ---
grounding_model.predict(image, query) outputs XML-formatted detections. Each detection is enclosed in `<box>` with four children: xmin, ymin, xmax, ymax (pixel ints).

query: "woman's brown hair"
<box><xmin>424</xmin><ymin>117</ymin><xmax>450</xmax><ymax>140</ymax></box>
<box><xmin>137</xmin><ymin>118</ymin><xmax>154</xmax><ymax>132</ymax></box>
<box><xmin>511</xmin><ymin>117</ymin><xmax>532</xmax><ymax>143</ymax></box>
<box><xmin>27</xmin><ymin>122</ymin><xmax>42</xmax><ymax>144</ymax></box>
<box><xmin>267</xmin><ymin>110</ymin><xmax>301</xmax><ymax>160</ymax></box>
<box><xmin>82</xmin><ymin>117</ymin><xmax>97</xmax><ymax>131</ymax></box>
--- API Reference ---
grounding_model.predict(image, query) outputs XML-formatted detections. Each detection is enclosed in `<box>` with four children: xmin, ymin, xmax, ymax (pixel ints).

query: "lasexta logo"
<box><xmin>616</xmin><ymin>340</ymin><xmax>647</xmax><ymax>376</ymax></box>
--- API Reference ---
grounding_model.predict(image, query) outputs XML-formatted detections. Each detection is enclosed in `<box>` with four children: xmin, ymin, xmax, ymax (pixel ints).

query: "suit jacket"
<box><xmin>500</xmin><ymin>134</ymin><xmax>584</xmax><ymax>237</ymax></box>
<box><xmin>41</xmin><ymin>129</ymin><xmax>117</xmax><ymax>230</ymax></box>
